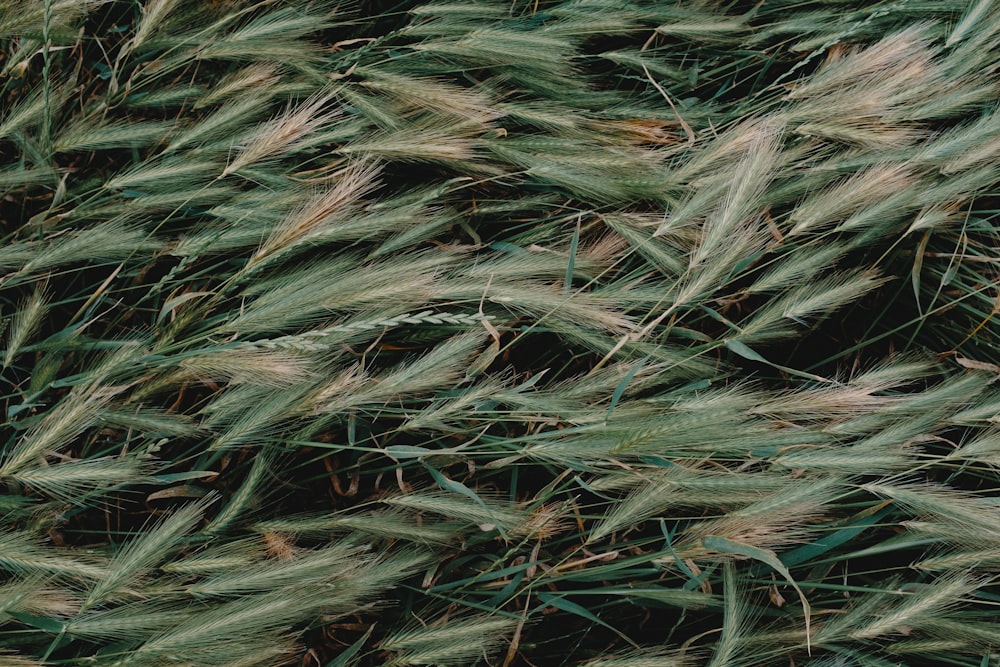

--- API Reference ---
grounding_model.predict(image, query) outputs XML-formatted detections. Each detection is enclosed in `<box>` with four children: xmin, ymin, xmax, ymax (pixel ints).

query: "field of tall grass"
<box><xmin>2</xmin><ymin>1</ymin><xmax>1000</xmax><ymax>665</ymax></box>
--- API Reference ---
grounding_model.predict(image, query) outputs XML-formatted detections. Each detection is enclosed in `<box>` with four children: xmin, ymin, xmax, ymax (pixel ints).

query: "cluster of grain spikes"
<box><xmin>2</xmin><ymin>0</ymin><xmax>1000</xmax><ymax>665</ymax></box>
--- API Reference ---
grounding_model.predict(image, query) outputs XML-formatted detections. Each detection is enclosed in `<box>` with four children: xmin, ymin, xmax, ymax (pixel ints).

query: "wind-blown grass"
<box><xmin>2</xmin><ymin>0</ymin><xmax>1000</xmax><ymax>665</ymax></box>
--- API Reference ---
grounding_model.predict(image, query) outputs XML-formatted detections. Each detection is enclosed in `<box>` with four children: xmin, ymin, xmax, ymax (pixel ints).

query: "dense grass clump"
<box><xmin>2</xmin><ymin>0</ymin><xmax>1000</xmax><ymax>665</ymax></box>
